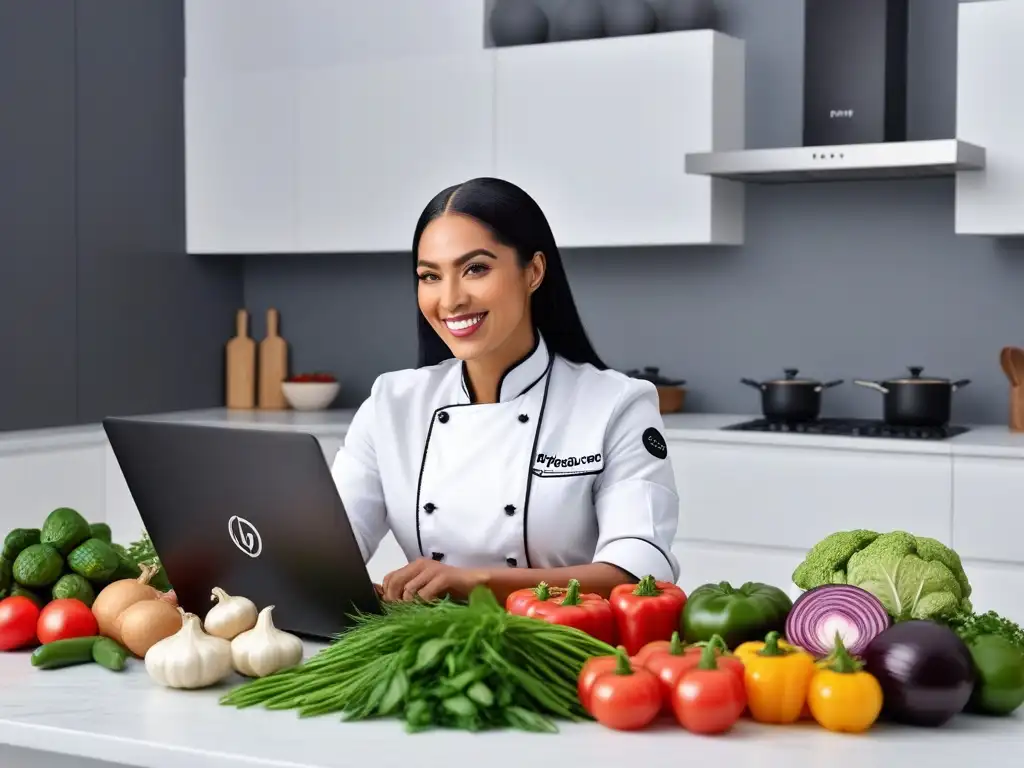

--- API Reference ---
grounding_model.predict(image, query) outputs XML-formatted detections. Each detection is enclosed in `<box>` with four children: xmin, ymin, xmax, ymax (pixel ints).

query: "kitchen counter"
<box><xmin>0</xmin><ymin>647</ymin><xmax>1020</xmax><ymax>768</ymax></box>
<box><xmin>4</xmin><ymin>407</ymin><xmax>1024</xmax><ymax>459</ymax></box>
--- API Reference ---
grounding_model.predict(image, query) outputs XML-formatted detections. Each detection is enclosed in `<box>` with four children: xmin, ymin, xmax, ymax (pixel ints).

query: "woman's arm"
<box><xmin>589</xmin><ymin>379</ymin><xmax>681</xmax><ymax>583</ymax></box>
<box><xmin>330</xmin><ymin>378</ymin><xmax>389</xmax><ymax>562</ymax></box>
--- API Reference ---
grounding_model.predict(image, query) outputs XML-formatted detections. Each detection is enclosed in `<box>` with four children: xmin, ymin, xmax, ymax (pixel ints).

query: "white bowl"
<box><xmin>281</xmin><ymin>381</ymin><xmax>341</xmax><ymax>411</ymax></box>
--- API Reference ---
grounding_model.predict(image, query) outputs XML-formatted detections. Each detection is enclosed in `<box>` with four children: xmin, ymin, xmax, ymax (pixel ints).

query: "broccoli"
<box><xmin>792</xmin><ymin>529</ymin><xmax>972</xmax><ymax>621</ymax></box>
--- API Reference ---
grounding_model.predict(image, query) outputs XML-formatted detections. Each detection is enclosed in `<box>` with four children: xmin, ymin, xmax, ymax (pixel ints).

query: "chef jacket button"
<box><xmin>423</xmin><ymin>502</ymin><xmax>436</xmax><ymax>514</ymax></box>
<box><xmin>504</xmin><ymin>504</ymin><xmax>516</xmax><ymax>516</ymax></box>
<box><xmin>518</xmin><ymin>414</ymin><xmax>529</xmax><ymax>423</ymax></box>
<box><xmin>506</xmin><ymin>557</ymin><xmax>517</xmax><ymax>567</ymax></box>
<box><xmin>437</xmin><ymin>411</ymin><xmax>449</xmax><ymax>424</ymax></box>
<box><xmin>432</xmin><ymin>552</ymin><xmax>445</xmax><ymax>562</ymax></box>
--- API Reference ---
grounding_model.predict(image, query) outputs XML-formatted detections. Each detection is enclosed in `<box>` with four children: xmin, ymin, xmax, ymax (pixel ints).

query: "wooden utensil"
<box><xmin>258</xmin><ymin>308</ymin><xmax>289</xmax><ymax>410</ymax></box>
<box><xmin>225</xmin><ymin>309</ymin><xmax>256</xmax><ymax>409</ymax></box>
<box><xmin>999</xmin><ymin>346</ymin><xmax>1024</xmax><ymax>432</ymax></box>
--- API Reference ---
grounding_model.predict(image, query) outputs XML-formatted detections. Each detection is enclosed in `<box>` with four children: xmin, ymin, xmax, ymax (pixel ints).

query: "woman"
<box><xmin>331</xmin><ymin>177</ymin><xmax>680</xmax><ymax>603</ymax></box>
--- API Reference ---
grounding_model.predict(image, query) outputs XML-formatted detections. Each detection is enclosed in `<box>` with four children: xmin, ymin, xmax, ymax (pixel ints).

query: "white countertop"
<box><xmin>0</xmin><ymin>647</ymin><xmax>1020</xmax><ymax>768</ymax></box>
<box><xmin>3</xmin><ymin>407</ymin><xmax>1024</xmax><ymax>459</ymax></box>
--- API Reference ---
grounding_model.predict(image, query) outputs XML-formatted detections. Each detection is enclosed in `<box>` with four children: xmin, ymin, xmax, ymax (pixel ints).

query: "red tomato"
<box><xmin>633</xmin><ymin>639</ymin><xmax>673</xmax><ymax>664</ymax></box>
<box><xmin>0</xmin><ymin>596</ymin><xmax>41</xmax><ymax>651</ymax></box>
<box><xmin>672</xmin><ymin>656</ymin><xmax>747</xmax><ymax>734</ymax></box>
<box><xmin>36</xmin><ymin>599</ymin><xmax>98</xmax><ymax>644</ymax></box>
<box><xmin>589</xmin><ymin>650</ymin><xmax>663</xmax><ymax>731</ymax></box>
<box><xmin>578</xmin><ymin>655</ymin><xmax>619</xmax><ymax>712</ymax></box>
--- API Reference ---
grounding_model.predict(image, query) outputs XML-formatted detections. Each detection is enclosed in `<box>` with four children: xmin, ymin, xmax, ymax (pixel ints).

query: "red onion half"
<box><xmin>785</xmin><ymin>584</ymin><xmax>890</xmax><ymax>658</ymax></box>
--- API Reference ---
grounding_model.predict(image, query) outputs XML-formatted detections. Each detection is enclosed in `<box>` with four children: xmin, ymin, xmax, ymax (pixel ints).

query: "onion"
<box><xmin>784</xmin><ymin>584</ymin><xmax>890</xmax><ymax>658</ymax></box>
<box><xmin>117</xmin><ymin>599</ymin><xmax>183</xmax><ymax>658</ymax></box>
<box><xmin>91</xmin><ymin>563</ymin><xmax>161</xmax><ymax>643</ymax></box>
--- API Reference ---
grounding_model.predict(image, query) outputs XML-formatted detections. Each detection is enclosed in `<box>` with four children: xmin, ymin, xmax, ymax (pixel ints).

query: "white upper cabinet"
<box><xmin>184</xmin><ymin>71</ymin><xmax>297</xmax><ymax>254</ymax></box>
<box><xmin>494</xmin><ymin>31</ymin><xmax>746</xmax><ymax>248</ymax></box>
<box><xmin>295</xmin><ymin>53</ymin><xmax>495</xmax><ymax>253</ymax></box>
<box><xmin>955</xmin><ymin>0</ymin><xmax>1024</xmax><ymax>236</ymax></box>
<box><xmin>184</xmin><ymin>0</ymin><xmax>487</xmax><ymax>75</ymax></box>
<box><xmin>183</xmin><ymin>23</ymin><xmax>747</xmax><ymax>253</ymax></box>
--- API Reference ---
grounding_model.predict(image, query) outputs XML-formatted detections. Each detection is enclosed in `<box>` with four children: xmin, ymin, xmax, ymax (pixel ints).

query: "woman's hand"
<box><xmin>381</xmin><ymin>558</ymin><xmax>488</xmax><ymax>602</ymax></box>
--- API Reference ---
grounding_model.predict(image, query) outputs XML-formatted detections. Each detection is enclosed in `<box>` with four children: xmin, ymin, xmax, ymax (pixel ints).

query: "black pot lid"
<box><xmin>763</xmin><ymin>368</ymin><xmax>822</xmax><ymax>385</ymax></box>
<box><xmin>886</xmin><ymin>366</ymin><xmax>952</xmax><ymax>384</ymax></box>
<box><xmin>624</xmin><ymin>366</ymin><xmax>685</xmax><ymax>386</ymax></box>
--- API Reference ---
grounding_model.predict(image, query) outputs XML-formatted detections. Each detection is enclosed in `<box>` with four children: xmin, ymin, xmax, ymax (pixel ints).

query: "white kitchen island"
<box><xmin>0</xmin><ymin>645</ymin><xmax>1021</xmax><ymax>768</ymax></box>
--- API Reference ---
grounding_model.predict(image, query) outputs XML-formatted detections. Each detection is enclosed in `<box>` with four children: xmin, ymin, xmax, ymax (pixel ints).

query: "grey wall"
<box><xmin>245</xmin><ymin>0</ymin><xmax>1024</xmax><ymax>426</ymax></box>
<box><xmin>0</xmin><ymin>0</ymin><xmax>243</xmax><ymax>433</ymax></box>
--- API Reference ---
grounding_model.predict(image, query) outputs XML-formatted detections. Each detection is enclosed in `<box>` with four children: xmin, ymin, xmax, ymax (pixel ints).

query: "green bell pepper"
<box><xmin>681</xmin><ymin>581</ymin><xmax>793</xmax><ymax>650</ymax></box>
<box><xmin>965</xmin><ymin>634</ymin><xmax>1024</xmax><ymax>716</ymax></box>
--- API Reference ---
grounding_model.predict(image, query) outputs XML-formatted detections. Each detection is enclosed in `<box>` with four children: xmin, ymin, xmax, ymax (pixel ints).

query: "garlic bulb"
<box><xmin>145</xmin><ymin>610</ymin><xmax>234</xmax><ymax>689</ymax></box>
<box><xmin>204</xmin><ymin>587</ymin><xmax>257</xmax><ymax>640</ymax></box>
<box><xmin>230</xmin><ymin>605</ymin><xmax>304</xmax><ymax>678</ymax></box>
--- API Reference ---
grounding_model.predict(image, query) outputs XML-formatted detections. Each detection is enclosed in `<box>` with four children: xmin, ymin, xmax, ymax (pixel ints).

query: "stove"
<box><xmin>723</xmin><ymin>418</ymin><xmax>970</xmax><ymax>441</ymax></box>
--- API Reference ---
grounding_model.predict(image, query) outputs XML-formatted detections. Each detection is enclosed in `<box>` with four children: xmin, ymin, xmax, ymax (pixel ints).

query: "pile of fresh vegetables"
<box><xmin>6</xmin><ymin>518</ymin><xmax>1024</xmax><ymax>739</ymax></box>
<box><xmin>0</xmin><ymin>507</ymin><xmax>171</xmax><ymax>613</ymax></box>
<box><xmin>221</xmin><ymin>586</ymin><xmax>618</xmax><ymax>732</ymax></box>
<box><xmin>0</xmin><ymin>508</ymin><xmax>175</xmax><ymax>655</ymax></box>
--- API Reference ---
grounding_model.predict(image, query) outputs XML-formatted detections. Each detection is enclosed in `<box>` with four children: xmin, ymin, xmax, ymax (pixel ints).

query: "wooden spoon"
<box><xmin>1000</xmin><ymin>347</ymin><xmax>1024</xmax><ymax>431</ymax></box>
<box><xmin>1002</xmin><ymin>346</ymin><xmax>1024</xmax><ymax>386</ymax></box>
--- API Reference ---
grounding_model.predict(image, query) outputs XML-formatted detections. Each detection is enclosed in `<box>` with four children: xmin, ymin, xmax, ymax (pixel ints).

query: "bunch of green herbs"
<box><xmin>220</xmin><ymin>586</ymin><xmax>615</xmax><ymax>733</ymax></box>
<box><xmin>942</xmin><ymin>609</ymin><xmax>1024</xmax><ymax>651</ymax></box>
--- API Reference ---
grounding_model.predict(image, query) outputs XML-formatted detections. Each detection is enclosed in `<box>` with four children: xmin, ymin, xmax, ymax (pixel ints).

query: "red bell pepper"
<box><xmin>609</xmin><ymin>575</ymin><xmax>688</xmax><ymax>656</ymax></box>
<box><xmin>506</xmin><ymin>579</ymin><xmax>616</xmax><ymax>645</ymax></box>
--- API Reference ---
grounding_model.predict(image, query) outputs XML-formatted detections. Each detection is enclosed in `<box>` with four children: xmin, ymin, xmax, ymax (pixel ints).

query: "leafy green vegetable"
<box><xmin>943</xmin><ymin>610</ymin><xmax>1024</xmax><ymax>652</ymax></box>
<box><xmin>114</xmin><ymin>531</ymin><xmax>172</xmax><ymax>592</ymax></box>
<box><xmin>219</xmin><ymin>585</ymin><xmax>615</xmax><ymax>733</ymax></box>
<box><xmin>792</xmin><ymin>530</ymin><xmax>972</xmax><ymax>621</ymax></box>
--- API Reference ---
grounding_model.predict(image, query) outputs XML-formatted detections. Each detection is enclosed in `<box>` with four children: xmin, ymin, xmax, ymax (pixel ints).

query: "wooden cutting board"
<box><xmin>258</xmin><ymin>307</ymin><xmax>289</xmax><ymax>410</ymax></box>
<box><xmin>225</xmin><ymin>309</ymin><xmax>255</xmax><ymax>409</ymax></box>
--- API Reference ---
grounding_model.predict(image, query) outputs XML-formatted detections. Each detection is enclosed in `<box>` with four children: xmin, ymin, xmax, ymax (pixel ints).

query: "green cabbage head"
<box><xmin>792</xmin><ymin>530</ymin><xmax>972</xmax><ymax>621</ymax></box>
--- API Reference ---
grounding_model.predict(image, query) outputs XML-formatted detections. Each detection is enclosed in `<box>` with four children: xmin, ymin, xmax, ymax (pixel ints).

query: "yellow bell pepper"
<box><xmin>742</xmin><ymin>631</ymin><xmax>817</xmax><ymax>724</ymax></box>
<box><xmin>807</xmin><ymin>634</ymin><xmax>883</xmax><ymax>734</ymax></box>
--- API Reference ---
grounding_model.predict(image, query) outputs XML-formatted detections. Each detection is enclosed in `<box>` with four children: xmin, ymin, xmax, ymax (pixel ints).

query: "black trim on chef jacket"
<box><xmin>414</xmin><ymin>341</ymin><xmax>554</xmax><ymax>561</ymax></box>
<box><xmin>598</xmin><ymin>536</ymin><xmax>676</xmax><ymax>577</ymax></box>
<box><xmin>460</xmin><ymin>331</ymin><xmax>541</xmax><ymax>403</ymax></box>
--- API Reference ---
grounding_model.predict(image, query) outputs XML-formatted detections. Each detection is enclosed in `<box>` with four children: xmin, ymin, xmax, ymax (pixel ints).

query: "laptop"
<box><xmin>102</xmin><ymin>417</ymin><xmax>383</xmax><ymax>640</ymax></box>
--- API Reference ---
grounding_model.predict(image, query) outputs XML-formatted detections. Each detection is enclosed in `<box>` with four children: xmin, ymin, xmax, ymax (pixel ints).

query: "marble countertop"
<box><xmin>4</xmin><ymin>406</ymin><xmax>1024</xmax><ymax>459</ymax></box>
<box><xmin>0</xmin><ymin>648</ymin><xmax>1020</xmax><ymax>768</ymax></box>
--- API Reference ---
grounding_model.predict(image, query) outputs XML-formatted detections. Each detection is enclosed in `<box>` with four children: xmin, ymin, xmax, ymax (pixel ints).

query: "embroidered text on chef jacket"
<box><xmin>330</xmin><ymin>332</ymin><xmax>681</xmax><ymax>583</ymax></box>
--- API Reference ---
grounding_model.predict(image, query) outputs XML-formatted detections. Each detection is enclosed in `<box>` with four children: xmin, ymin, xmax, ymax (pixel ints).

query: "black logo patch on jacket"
<box><xmin>532</xmin><ymin>451</ymin><xmax>604</xmax><ymax>477</ymax></box>
<box><xmin>642</xmin><ymin>428</ymin><xmax>667</xmax><ymax>459</ymax></box>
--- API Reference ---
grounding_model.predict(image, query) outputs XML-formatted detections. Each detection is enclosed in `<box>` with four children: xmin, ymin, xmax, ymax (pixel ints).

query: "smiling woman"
<box><xmin>330</xmin><ymin>177</ymin><xmax>681</xmax><ymax>604</ymax></box>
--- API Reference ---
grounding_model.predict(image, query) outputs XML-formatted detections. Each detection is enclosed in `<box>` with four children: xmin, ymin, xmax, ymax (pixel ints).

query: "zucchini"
<box><xmin>31</xmin><ymin>636</ymin><xmax>101</xmax><ymax>669</ymax></box>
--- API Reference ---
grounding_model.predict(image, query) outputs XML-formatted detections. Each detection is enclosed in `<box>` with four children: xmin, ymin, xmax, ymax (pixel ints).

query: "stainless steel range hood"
<box><xmin>685</xmin><ymin>139</ymin><xmax>986</xmax><ymax>184</ymax></box>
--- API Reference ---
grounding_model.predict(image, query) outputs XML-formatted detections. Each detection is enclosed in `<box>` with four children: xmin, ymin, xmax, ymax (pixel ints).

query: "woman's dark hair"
<box><xmin>411</xmin><ymin>177</ymin><xmax>606</xmax><ymax>370</ymax></box>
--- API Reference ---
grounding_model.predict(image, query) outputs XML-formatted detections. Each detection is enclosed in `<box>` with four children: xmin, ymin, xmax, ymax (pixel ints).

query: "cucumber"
<box><xmin>88</xmin><ymin>522</ymin><xmax>112</xmax><ymax>543</ymax></box>
<box><xmin>40</xmin><ymin>508</ymin><xmax>91</xmax><ymax>556</ymax></box>
<box><xmin>0</xmin><ymin>556</ymin><xmax>11</xmax><ymax>594</ymax></box>
<box><xmin>92</xmin><ymin>637</ymin><xmax>129</xmax><ymax>671</ymax></box>
<box><xmin>30</xmin><ymin>636</ymin><xmax>101</xmax><ymax>669</ymax></box>
<box><xmin>12</xmin><ymin>543</ymin><xmax>64</xmax><ymax>587</ymax></box>
<box><xmin>67</xmin><ymin>538</ymin><xmax>119</xmax><ymax>582</ymax></box>
<box><xmin>51</xmin><ymin>573</ymin><xmax>96</xmax><ymax>607</ymax></box>
<box><xmin>2</xmin><ymin>528</ymin><xmax>40</xmax><ymax>561</ymax></box>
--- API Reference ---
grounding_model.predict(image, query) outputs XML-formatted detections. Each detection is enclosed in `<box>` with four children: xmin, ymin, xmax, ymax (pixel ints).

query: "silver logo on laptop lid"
<box><xmin>228</xmin><ymin>515</ymin><xmax>262</xmax><ymax>558</ymax></box>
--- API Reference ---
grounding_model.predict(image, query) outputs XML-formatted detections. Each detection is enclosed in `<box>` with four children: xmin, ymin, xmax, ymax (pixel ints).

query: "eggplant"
<box><xmin>862</xmin><ymin>620</ymin><xmax>976</xmax><ymax>727</ymax></box>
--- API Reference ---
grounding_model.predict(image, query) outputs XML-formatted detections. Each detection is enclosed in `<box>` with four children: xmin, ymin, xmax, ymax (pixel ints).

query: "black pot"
<box><xmin>854</xmin><ymin>366</ymin><xmax>970</xmax><ymax>427</ymax></box>
<box><xmin>624</xmin><ymin>366</ymin><xmax>685</xmax><ymax>387</ymax></box>
<box><xmin>741</xmin><ymin>368</ymin><xmax>843</xmax><ymax>422</ymax></box>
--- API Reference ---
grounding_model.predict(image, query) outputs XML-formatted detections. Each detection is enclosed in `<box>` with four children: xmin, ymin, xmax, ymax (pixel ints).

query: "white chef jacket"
<box><xmin>330</xmin><ymin>332</ymin><xmax>681</xmax><ymax>583</ymax></box>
